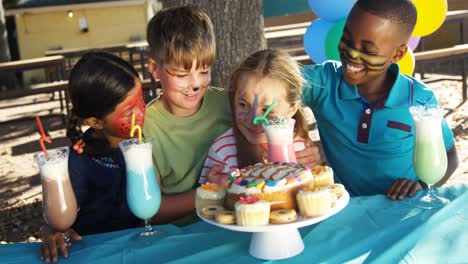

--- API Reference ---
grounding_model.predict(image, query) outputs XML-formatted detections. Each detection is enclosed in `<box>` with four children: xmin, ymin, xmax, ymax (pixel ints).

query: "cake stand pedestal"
<box><xmin>249</xmin><ymin>227</ymin><xmax>303</xmax><ymax>260</ymax></box>
<box><xmin>197</xmin><ymin>191</ymin><xmax>350</xmax><ymax>260</ymax></box>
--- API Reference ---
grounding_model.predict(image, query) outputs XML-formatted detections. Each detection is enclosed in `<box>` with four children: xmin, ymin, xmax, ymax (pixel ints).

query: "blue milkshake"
<box><xmin>120</xmin><ymin>137</ymin><xmax>161</xmax><ymax>236</ymax></box>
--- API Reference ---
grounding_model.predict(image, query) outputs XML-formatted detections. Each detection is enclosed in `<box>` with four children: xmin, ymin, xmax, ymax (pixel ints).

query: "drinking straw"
<box><xmin>130</xmin><ymin>113</ymin><xmax>142</xmax><ymax>143</ymax></box>
<box><xmin>36</xmin><ymin>116</ymin><xmax>52</xmax><ymax>156</ymax></box>
<box><xmin>253</xmin><ymin>101</ymin><xmax>276</xmax><ymax>125</ymax></box>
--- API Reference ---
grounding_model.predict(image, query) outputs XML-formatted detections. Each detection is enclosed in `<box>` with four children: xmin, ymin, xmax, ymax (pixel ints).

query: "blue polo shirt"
<box><xmin>302</xmin><ymin>61</ymin><xmax>455</xmax><ymax>196</ymax></box>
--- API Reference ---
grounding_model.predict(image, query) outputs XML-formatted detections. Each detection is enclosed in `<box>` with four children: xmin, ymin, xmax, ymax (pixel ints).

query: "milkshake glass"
<box><xmin>119</xmin><ymin>137</ymin><xmax>161</xmax><ymax>236</ymax></box>
<box><xmin>34</xmin><ymin>147</ymin><xmax>78</xmax><ymax>238</ymax></box>
<box><xmin>410</xmin><ymin>105</ymin><xmax>449</xmax><ymax>209</ymax></box>
<box><xmin>262</xmin><ymin>118</ymin><xmax>297</xmax><ymax>163</ymax></box>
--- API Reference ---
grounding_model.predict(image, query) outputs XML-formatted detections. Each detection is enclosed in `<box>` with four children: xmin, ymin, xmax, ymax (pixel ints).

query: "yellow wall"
<box><xmin>15</xmin><ymin>4</ymin><xmax>148</xmax><ymax>60</ymax></box>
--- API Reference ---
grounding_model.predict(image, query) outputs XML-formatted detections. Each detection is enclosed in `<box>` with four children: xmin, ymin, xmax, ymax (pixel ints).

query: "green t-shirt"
<box><xmin>143</xmin><ymin>87</ymin><xmax>232</xmax><ymax>194</ymax></box>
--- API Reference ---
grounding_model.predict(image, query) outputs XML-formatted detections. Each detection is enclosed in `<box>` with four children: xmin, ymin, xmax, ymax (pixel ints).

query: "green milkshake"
<box><xmin>411</xmin><ymin>105</ymin><xmax>447</xmax><ymax>185</ymax></box>
<box><xmin>413</xmin><ymin>138</ymin><xmax>447</xmax><ymax>184</ymax></box>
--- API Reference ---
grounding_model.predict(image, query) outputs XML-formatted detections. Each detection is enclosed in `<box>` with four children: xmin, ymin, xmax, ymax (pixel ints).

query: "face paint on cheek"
<box><xmin>111</xmin><ymin>117</ymin><xmax>132</xmax><ymax>138</ymax></box>
<box><xmin>339</xmin><ymin>41</ymin><xmax>388</xmax><ymax>72</ymax></box>
<box><xmin>135</xmin><ymin>98</ymin><xmax>146</xmax><ymax>127</ymax></box>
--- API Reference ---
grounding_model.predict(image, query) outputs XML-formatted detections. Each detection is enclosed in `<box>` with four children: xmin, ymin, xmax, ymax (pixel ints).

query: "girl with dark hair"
<box><xmin>39</xmin><ymin>52</ymin><xmax>146</xmax><ymax>263</ymax></box>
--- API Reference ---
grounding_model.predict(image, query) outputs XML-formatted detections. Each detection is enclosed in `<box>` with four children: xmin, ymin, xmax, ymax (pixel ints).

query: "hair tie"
<box><xmin>73</xmin><ymin>139</ymin><xmax>85</xmax><ymax>154</ymax></box>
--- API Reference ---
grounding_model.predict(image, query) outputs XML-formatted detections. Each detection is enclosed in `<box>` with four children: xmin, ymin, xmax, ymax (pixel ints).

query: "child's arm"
<box><xmin>205</xmin><ymin>165</ymin><xmax>230</xmax><ymax>187</ymax></box>
<box><xmin>151</xmin><ymin>190</ymin><xmax>196</xmax><ymax>224</ymax></box>
<box><xmin>199</xmin><ymin>138</ymin><xmax>232</xmax><ymax>186</ymax></box>
<box><xmin>386</xmin><ymin>145</ymin><xmax>459</xmax><ymax>200</ymax></box>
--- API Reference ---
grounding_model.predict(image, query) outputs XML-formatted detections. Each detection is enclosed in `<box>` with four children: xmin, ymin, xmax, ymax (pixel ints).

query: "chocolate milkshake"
<box><xmin>34</xmin><ymin>148</ymin><xmax>77</xmax><ymax>231</ymax></box>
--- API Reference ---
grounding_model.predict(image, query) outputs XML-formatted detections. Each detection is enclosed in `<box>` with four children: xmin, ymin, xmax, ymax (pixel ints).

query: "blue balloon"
<box><xmin>303</xmin><ymin>18</ymin><xmax>334</xmax><ymax>64</ymax></box>
<box><xmin>308</xmin><ymin>0</ymin><xmax>356</xmax><ymax>22</ymax></box>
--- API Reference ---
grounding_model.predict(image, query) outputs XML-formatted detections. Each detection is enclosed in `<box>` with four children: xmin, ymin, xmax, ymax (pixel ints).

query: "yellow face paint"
<box><xmin>339</xmin><ymin>41</ymin><xmax>388</xmax><ymax>71</ymax></box>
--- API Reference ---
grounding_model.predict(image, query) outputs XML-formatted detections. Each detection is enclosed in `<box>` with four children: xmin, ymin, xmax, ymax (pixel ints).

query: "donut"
<box><xmin>269</xmin><ymin>209</ymin><xmax>298</xmax><ymax>224</ymax></box>
<box><xmin>200</xmin><ymin>205</ymin><xmax>224</xmax><ymax>219</ymax></box>
<box><xmin>215</xmin><ymin>211</ymin><xmax>236</xmax><ymax>225</ymax></box>
<box><xmin>328</xmin><ymin>184</ymin><xmax>345</xmax><ymax>198</ymax></box>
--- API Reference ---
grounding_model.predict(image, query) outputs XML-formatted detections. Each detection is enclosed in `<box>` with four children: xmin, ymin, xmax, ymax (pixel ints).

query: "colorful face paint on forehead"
<box><xmin>251</xmin><ymin>94</ymin><xmax>259</xmax><ymax>124</ymax></box>
<box><xmin>339</xmin><ymin>41</ymin><xmax>388</xmax><ymax>71</ymax></box>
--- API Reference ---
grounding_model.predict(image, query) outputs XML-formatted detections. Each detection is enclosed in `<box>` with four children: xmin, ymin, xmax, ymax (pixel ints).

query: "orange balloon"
<box><xmin>412</xmin><ymin>0</ymin><xmax>447</xmax><ymax>37</ymax></box>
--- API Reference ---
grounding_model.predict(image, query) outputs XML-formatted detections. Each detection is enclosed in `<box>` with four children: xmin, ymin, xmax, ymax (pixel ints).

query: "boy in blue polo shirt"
<box><xmin>302</xmin><ymin>0</ymin><xmax>459</xmax><ymax>199</ymax></box>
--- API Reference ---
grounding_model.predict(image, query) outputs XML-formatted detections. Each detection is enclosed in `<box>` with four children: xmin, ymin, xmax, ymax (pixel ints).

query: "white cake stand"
<box><xmin>197</xmin><ymin>191</ymin><xmax>350</xmax><ymax>260</ymax></box>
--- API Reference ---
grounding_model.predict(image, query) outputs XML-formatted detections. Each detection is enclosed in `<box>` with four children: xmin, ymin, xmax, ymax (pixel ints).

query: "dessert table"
<box><xmin>1</xmin><ymin>184</ymin><xmax>467</xmax><ymax>263</ymax></box>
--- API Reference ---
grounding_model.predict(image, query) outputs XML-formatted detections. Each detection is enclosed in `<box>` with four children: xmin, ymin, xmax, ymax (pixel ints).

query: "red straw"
<box><xmin>36</xmin><ymin>116</ymin><xmax>52</xmax><ymax>156</ymax></box>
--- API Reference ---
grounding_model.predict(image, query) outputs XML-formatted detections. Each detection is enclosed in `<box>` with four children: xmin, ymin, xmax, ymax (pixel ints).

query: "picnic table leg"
<box><xmin>461</xmin><ymin>19</ymin><xmax>466</xmax><ymax>44</ymax></box>
<box><xmin>463</xmin><ymin>59</ymin><xmax>467</xmax><ymax>101</ymax></box>
<box><xmin>58</xmin><ymin>89</ymin><xmax>64</xmax><ymax>113</ymax></box>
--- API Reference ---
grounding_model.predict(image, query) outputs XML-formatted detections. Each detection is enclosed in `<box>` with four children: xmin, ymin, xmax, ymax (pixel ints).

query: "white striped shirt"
<box><xmin>199</xmin><ymin>128</ymin><xmax>238</xmax><ymax>183</ymax></box>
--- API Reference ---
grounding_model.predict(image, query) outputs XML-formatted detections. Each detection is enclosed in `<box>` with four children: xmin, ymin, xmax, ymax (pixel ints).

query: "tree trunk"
<box><xmin>161</xmin><ymin>0</ymin><xmax>266</xmax><ymax>88</ymax></box>
<box><xmin>0</xmin><ymin>1</ymin><xmax>18</xmax><ymax>91</ymax></box>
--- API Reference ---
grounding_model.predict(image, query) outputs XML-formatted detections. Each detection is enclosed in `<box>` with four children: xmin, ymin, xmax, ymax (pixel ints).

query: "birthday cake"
<box><xmin>224</xmin><ymin>162</ymin><xmax>315</xmax><ymax>210</ymax></box>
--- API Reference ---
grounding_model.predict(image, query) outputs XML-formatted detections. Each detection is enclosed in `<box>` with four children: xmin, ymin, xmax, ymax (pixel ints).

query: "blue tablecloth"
<box><xmin>1</xmin><ymin>185</ymin><xmax>467</xmax><ymax>263</ymax></box>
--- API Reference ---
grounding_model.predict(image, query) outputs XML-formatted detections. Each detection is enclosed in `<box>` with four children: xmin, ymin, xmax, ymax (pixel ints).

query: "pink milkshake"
<box><xmin>262</xmin><ymin>118</ymin><xmax>296</xmax><ymax>163</ymax></box>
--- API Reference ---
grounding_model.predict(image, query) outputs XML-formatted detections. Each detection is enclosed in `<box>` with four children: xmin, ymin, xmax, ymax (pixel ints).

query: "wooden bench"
<box><xmin>0</xmin><ymin>55</ymin><xmax>66</xmax><ymax>82</ymax></box>
<box><xmin>0</xmin><ymin>56</ymin><xmax>69</xmax><ymax>115</ymax></box>
<box><xmin>414</xmin><ymin>44</ymin><xmax>468</xmax><ymax>100</ymax></box>
<box><xmin>45</xmin><ymin>43</ymin><xmax>142</xmax><ymax>78</ymax></box>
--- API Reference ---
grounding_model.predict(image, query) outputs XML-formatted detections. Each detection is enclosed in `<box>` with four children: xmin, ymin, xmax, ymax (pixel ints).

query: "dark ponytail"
<box><xmin>66</xmin><ymin>108</ymin><xmax>82</xmax><ymax>144</ymax></box>
<box><xmin>66</xmin><ymin>51</ymin><xmax>139</xmax><ymax>157</ymax></box>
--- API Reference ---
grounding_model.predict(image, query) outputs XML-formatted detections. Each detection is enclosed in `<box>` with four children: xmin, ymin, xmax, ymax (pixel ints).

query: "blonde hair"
<box><xmin>229</xmin><ymin>49</ymin><xmax>309</xmax><ymax>167</ymax></box>
<box><xmin>147</xmin><ymin>6</ymin><xmax>216</xmax><ymax>70</ymax></box>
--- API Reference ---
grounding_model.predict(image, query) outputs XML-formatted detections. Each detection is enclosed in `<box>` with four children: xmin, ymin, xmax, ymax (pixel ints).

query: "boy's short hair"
<box><xmin>146</xmin><ymin>6</ymin><xmax>216</xmax><ymax>70</ymax></box>
<box><xmin>355</xmin><ymin>0</ymin><xmax>417</xmax><ymax>37</ymax></box>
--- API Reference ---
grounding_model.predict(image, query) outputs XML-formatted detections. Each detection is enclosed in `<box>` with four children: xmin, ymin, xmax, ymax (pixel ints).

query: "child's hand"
<box><xmin>385</xmin><ymin>178</ymin><xmax>423</xmax><ymax>200</ymax></box>
<box><xmin>206</xmin><ymin>165</ymin><xmax>230</xmax><ymax>187</ymax></box>
<box><xmin>295</xmin><ymin>137</ymin><xmax>322</xmax><ymax>167</ymax></box>
<box><xmin>39</xmin><ymin>224</ymin><xmax>82</xmax><ymax>263</ymax></box>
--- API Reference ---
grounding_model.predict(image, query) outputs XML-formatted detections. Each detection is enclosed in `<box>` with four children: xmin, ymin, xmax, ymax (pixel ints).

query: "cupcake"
<box><xmin>328</xmin><ymin>183</ymin><xmax>345</xmax><ymax>198</ymax></box>
<box><xmin>195</xmin><ymin>183</ymin><xmax>226</xmax><ymax>211</ymax></box>
<box><xmin>296</xmin><ymin>187</ymin><xmax>332</xmax><ymax>217</ymax></box>
<box><xmin>312</xmin><ymin>165</ymin><xmax>334</xmax><ymax>188</ymax></box>
<box><xmin>235</xmin><ymin>196</ymin><xmax>270</xmax><ymax>226</ymax></box>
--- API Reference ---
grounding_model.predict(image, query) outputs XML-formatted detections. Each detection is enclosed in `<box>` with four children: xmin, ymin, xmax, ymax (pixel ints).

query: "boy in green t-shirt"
<box><xmin>143</xmin><ymin>6</ymin><xmax>321</xmax><ymax>225</ymax></box>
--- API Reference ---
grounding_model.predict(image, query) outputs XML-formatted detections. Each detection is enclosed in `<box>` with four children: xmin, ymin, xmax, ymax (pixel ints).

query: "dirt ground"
<box><xmin>0</xmin><ymin>74</ymin><xmax>467</xmax><ymax>243</ymax></box>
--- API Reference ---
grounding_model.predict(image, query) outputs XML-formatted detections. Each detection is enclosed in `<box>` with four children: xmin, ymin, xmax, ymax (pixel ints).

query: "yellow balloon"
<box><xmin>412</xmin><ymin>0</ymin><xmax>447</xmax><ymax>37</ymax></box>
<box><xmin>398</xmin><ymin>48</ymin><xmax>415</xmax><ymax>75</ymax></box>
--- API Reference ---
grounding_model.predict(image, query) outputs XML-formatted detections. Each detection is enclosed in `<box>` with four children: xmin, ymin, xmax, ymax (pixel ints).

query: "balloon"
<box><xmin>325</xmin><ymin>19</ymin><xmax>346</xmax><ymax>61</ymax></box>
<box><xmin>307</xmin><ymin>0</ymin><xmax>356</xmax><ymax>22</ymax></box>
<box><xmin>407</xmin><ymin>36</ymin><xmax>421</xmax><ymax>51</ymax></box>
<box><xmin>412</xmin><ymin>0</ymin><xmax>447</xmax><ymax>37</ymax></box>
<box><xmin>398</xmin><ymin>48</ymin><xmax>415</xmax><ymax>75</ymax></box>
<box><xmin>303</xmin><ymin>18</ymin><xmax>334</xmax><ymax>64</ymax></box>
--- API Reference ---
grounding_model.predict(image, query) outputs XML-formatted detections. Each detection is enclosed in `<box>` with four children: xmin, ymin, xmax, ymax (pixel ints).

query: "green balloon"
<box><xmin>325</xmin><ymin>19</ymin><xmax>346</xmax><ymax>61</ymax></box>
